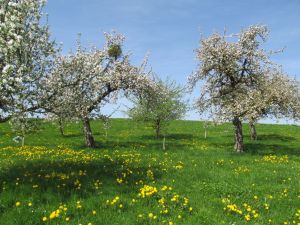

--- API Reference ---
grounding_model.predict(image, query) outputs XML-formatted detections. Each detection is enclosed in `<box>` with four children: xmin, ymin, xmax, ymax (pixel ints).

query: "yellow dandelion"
<box><xmin>49</xmin><ymin>211</ymin><xmax>56</xmax><ymax>219</ymax></box>
<box><xmin>245</xmin><ymin>214</ymin><xmax>251</xmax><ymax>221</ymax></box>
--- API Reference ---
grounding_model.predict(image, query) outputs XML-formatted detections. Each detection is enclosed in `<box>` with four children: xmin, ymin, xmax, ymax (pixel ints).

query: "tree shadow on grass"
<box><xmin>257</xmin><ymin>134</ymin><xmax>297</xmax><ymax>142</ymax></box>
<box><xmin>244</xmin><ymin>142</ymin><xmax>300</xmax><ymax>156</ymax></box>
<box><xmin>87</xmin><ymin>138</ymin><xmax>188</xmax><ymax>151</ymax></box>
<box><xmin>54</xmin><ymin>130</ymin><xmax>207</xmax><ymax>151</ymax></box>
<box><xmin>222</xmin><ymin>133</ymin><xmax>297</xmax><ymax>142</ymax></box>
<box><xmin>0</xmin><ymin>159</ymin><xmax>162</xmax><ymax>201</ymax></box>
<box><xmin>140</xmin><ymin>133</ymin><xmax>195</xmax><ymax>141</ymax></box>
<box><xmin>208</xmin><ymin>139</ymin><xmax>300</xmax><ymax>156</ymax></box>
<box><xmin>61</xmin><ymin>133</ymin><xmax>83</xmax><ymax>138</ymax></box>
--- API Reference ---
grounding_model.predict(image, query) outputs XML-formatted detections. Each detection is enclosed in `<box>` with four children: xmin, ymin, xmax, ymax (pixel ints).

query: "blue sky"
<box><xmin>45</xmin><ymin>0</ymin><xmax>300</xmax><ymax>123</ymax></box>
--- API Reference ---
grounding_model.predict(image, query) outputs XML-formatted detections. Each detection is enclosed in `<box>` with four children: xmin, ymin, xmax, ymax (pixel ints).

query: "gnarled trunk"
<box><xmin>82</xmin><ymin>117</ymin><xmax>95</xmax><ymax>148</ymax></box>
<box><xmin>249</xmin><ymin>121</ymin><xmax>257</xmax><ymax>141</ymax></box>
<box><xmin>233</xmin><ymin>117</ymin><xmax>244</xmax><ymax>153</ymax></box>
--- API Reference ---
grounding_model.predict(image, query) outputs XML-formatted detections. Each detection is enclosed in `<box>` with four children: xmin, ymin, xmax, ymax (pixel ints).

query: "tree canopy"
<box><xmin>190</xmin><ymin>25</ymin><xmax>300</xmax><ymax>152</ymax></box>
<box><xmin>0</xmin><ymin>0</ymin><xmax>56</xmax><ymax>122</ymax></box>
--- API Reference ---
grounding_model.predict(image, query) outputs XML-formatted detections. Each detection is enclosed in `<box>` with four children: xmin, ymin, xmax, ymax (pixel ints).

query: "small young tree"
<box><xmin>189</xmin><ymin>25</ymin><xmax>300</xmax><ymax>152</ymax></box>
<box><xmin>128</xmin><ymin>77</ymin><xmax>187</xmax><ymax>139</ymax></box>
<box><xmin>46</xmin><ymin>111</ymin><xmax>76</xmax><ymax>136</ymax></box>
<box><xmin>96</xmin><ymin>107</ymin><xmax>120</xmax><ymax>138</ymax></box>
<box><xmin>202</xmin><ymin>120</ymin><xmax>219</xmax><ymax>139</ymax></box>
<box><xmin>43</xmin><ymin>32</ymin><xmax>154</xmax><ymax>147</ymax></box>
<box><xmin>10</xmin><ymin>113</ymin><xmax>41</xmax><ymax>146</ymax></box>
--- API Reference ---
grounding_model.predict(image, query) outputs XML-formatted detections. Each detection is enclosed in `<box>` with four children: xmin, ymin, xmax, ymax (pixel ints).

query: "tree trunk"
<box><xmin>21</xmin><ymin>136</ymin><xmax>25</xmax><ymax>146</ymax></box>
<box><xmin>82</xmin><ymin>117</ymin><xmax>95</xmax><ymax>148</ymax></box>
<box><xmin>58</xmin><ymin>118</ymin><xmax>64</xmax><ymax>136</ymax></box>
<box><xmin>162</xmin><ymin>135</ymin><xmax>166</xmax><ymax>150</ymax></box>
<box><xmin>155</xmin><ymin>120</ymin><xmax>161</xmax><ymax>139</ymax></box>
<box><xmin>233</xmin><ymin>117</ymin><xmax>244</xmax><ymax>153</ymax></box>
<box><xmin>249</xmin><ymin>121</ymin><xmax>257</xmax><ymax>141</ymax></box>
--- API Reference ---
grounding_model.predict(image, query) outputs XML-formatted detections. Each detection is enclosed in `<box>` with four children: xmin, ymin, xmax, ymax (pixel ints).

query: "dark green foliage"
<box><xmin>108</xmin><ymin>44</ymin><xmax>122</xmax><ymax>60</ymax></box>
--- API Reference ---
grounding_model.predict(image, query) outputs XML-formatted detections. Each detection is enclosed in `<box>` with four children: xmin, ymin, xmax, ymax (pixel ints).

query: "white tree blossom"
<box><xmin>43</xmin><ymin>32</ymin><xmax>155</xmax><ymax>147</ymax></box>
<box><xmin>0</xmin><ymin>0</ymin><xmax>56</xmax><ymax>122</ymax></box>
<box><xmin>190</xmin><ymin>25</ymin><xmax>300</xmax><ymax>152</ymax></box>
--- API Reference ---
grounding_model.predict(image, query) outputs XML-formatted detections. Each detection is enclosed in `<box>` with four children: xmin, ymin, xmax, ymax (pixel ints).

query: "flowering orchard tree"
<box><xmin>0</xmin><ymin>0</ymin><xmax>56</xmax><ymax>122</ymax></box>
<box><xmin>43</xmin><ymin>32</ymin><xmax>155</xmax><ymax>147</ymax></box>
<box><xmin>246</xmin><ymin>70</ymin><xmax>300</xmax><ymax>140</ymax></box>
<box><xmin>189</xmin><ymin>25</ymin><xmax>300</xmax><ymax>152</ymax></box>
<box><xmin>263</xmin><ymin>73</ymin><xmax>300</xmax><ymax>120</ymax></box>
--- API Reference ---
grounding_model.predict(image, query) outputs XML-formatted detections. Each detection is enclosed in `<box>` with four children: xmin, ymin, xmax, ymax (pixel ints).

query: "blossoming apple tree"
<box><xmin>43</xmin><ymin>32</ymin><xmax>155</xmax><ymax>147</ymax></box>
<box><xmin>0</xmin><ymin>0</ymin><xmax>56</xmax><ymax>123</ymax></box>
<box><xmin>246</xmin><ymin>70</ymin><xmax>300</xmax><ymax>140</ymax></box>
<box><xmin>190</xmin><ymin>25</ymin><xmax>300</xmax><ymax>152</ymax></box>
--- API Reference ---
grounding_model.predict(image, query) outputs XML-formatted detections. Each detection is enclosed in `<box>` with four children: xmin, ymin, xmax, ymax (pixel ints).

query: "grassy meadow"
<box><xmin>0</xmin><ymin>119</ymin><xmax>299</xmax><ymax>225</ymax></box>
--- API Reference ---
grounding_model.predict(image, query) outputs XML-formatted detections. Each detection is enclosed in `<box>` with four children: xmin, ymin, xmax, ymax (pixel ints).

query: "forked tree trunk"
<box><xmin>233</xmin><ymin>117</ymin><xmax>244</xmax><ymax>153</ymax></box>
<box><xmin>82</xmin><ymin>117</ymin><xmax>95</xmax><ymax>148</ymax></box>
<box><xmin>249</xmin><ymin>121</ymin><xmax>257</xmax><ymax>141</ymax></box>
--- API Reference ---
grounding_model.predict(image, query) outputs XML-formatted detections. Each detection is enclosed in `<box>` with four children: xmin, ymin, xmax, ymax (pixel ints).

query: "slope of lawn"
<box><xmin>0</xmin><ymin>119</ymin><xmax>299</xmax><ymax>225</ymax></box>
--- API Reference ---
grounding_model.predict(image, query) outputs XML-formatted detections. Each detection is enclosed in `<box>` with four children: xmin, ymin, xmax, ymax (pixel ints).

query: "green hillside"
<box><xmin>0</xmin><ymin>119</ymin><xmax>299</xmax><ymax>225</ymax></box>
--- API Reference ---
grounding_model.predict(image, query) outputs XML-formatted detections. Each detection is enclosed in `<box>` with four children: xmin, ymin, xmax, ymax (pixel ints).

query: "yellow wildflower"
<box><xmin>245</xmin><ymin>214</ymin><xmax>251</xmax><ymax>221</ymax></box>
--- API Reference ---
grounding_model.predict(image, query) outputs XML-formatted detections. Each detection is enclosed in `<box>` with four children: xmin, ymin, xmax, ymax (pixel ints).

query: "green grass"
<box><xmin>0</xmin><ymin>119</ymin><xmax>299</xmax><ymax>225</ymax></box>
